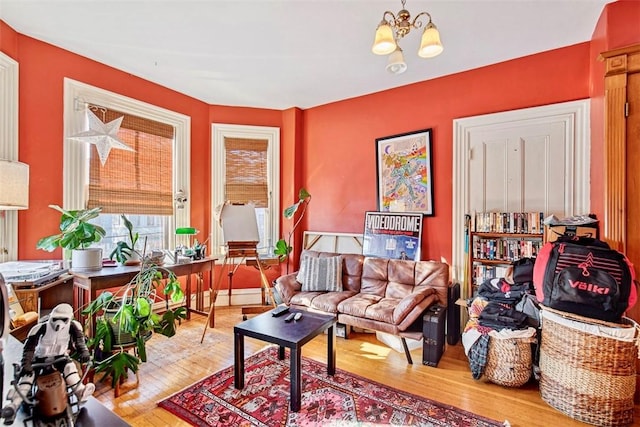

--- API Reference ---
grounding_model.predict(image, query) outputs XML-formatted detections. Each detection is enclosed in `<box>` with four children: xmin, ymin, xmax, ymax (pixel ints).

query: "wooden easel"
<box><xmin>200</xmin><ymin>241</ymin><xmax>275</xmax><ymax>343</ymax></box>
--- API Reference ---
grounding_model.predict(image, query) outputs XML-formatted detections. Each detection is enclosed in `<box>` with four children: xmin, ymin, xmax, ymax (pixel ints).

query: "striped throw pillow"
<box><xmin>297</xmin><ymin>255</ymin><xmax>343</xmax><ymax>292</ymax></box>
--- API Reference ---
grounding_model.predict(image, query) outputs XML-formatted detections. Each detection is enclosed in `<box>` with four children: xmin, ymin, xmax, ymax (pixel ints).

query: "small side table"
<box><xmin>233</xmin><ymin>309</ymin><xmax>336</xmax><ymax>412</ymax></box>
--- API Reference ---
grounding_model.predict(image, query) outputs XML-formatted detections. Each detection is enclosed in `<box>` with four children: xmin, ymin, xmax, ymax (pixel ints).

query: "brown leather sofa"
<box><xmin>274</xmin><ymin>250</ymin><xmax>451</xmax><ymax>364</ymax></box>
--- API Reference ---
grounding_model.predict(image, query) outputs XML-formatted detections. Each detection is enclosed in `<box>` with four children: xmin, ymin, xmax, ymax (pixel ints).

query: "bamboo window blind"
<box><xmin>224</xmin><ymin>137</ymin><xmax>268</xmax><ymax>208</ymax></box>
<box><xmin>87</xmin><ymin>106</ymin><xmax>175</xmax><ymax>215</ymax></box>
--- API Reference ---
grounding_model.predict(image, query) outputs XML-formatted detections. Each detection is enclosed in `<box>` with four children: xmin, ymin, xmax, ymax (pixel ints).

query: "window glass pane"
<box><xmin>92</xmin><ymin>214</ymin><xmax>169</xmax><ymax>258</ymax></box>
<box><xmin>255</xmin><ymin>207</ymin><xmax>272</xmax><ymax>254</ymax></box>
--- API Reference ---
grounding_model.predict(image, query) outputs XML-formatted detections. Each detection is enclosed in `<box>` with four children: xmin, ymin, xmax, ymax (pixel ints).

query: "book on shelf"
<box><xmin>469</xmin><ymin>211</ymin><xmax>544</xmax><ymax>234</ymax></box>
<box><xmin>472</xmin><ymin>238</ymin><xmax>541</xmax><ymax>261</ymax></box>
<box><xmin>472</xmin><ymin>265</ymin><xmax>509</xmax><ymax>291</ymax></box>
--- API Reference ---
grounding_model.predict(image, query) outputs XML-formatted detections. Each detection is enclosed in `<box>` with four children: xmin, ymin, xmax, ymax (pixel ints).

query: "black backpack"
<box><xmin>533</xmin><ymin>237</ymin><xmax>637</xmax><ymax>322</ymax></box>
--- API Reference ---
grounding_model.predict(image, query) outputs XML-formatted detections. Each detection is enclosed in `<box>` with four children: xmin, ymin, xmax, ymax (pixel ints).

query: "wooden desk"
<box><xmin>71</xmin><ymin>257</ymin><xmax>217</xmax><ymax>331</ymax></box>
<box><xmin>10</xmin><ymin>274</ymin><xmax>75</xmax><ymax>341</ymax></box>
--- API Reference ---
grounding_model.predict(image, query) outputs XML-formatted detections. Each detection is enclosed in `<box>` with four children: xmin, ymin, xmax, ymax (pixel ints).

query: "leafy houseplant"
<box><xmin>36</xmin><ymin>205</ymin><xmax>106</xmax><ymax>270</ymax></box>
<box><xmin>274</xmin><ymin>188</ymin><xmax>311</xmax><ymax>272</ymax></box>
<box><xmin>81</xmin><ymin>261</ymin><xmax>186</xmax><ymax>391</ymax></box>
<box><xmin>109</xmin><ymin>214</ymin><xmax>141</xmax><ymax>265</ymax></box>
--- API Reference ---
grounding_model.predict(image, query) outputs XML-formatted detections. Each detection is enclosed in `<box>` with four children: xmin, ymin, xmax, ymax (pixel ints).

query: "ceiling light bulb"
<box><xmin>386</xmin><ymin>46</ymin><xmax>407</xmax><ymax>74</ymax></box>
<box><xmin>372</xmin><ymin>22</ymin><xmax>396</xmax><ymax>55</ymax></box>
<box><xmin>418</xmin><ymin>22</ymin><xmax>443</xmax><ymax>58</ymax></box>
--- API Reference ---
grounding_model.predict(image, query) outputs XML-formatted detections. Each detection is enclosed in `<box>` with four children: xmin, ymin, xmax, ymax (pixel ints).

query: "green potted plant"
<box><xmin>274</xmin><ymin>188</ymin><xmax>311</xmax><ymax>273</ymax></box>
<box><xmin>81</xmin><ymin>260</ymin><xmax>186</xmax><ymax>394</ymax></box>
<box><xmin>109</xmin><ymin>214</ymin><xmax>141</xmax><ymax>265</ymax></box>
<box><xmin>36</xmin><ymin>205</ymin><xmax>106</xmax><ymax>271</ymax></box>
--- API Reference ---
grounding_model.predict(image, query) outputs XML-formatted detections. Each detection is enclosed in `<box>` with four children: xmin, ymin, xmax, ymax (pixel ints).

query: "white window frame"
<box><xmin>0</xmin><ymin>53</ymin><xmax>20</xmax><ymax>261</ymax></box>
<box><xmin>63</xmin><ymin>78</ymin><xmax>191</xmax><ymax>249</ymax></box>
<box><xmin>211</xmin><ymin>124</ymin><xmax>280</xmax><ymax>254</ymax></box>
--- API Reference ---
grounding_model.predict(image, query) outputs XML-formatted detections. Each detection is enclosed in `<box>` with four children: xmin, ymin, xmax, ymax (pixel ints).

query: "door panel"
<box><xmin>468</xmin><ymin>121</ymin><xmax>567</xmax><ymax>216</ymax></box>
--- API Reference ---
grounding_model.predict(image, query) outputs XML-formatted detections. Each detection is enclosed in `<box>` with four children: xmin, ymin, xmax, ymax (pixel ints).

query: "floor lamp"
<box><xmin>0</xmin><ymin>158</ymin><xmax>29</xmax><ymax>395</ymax></box>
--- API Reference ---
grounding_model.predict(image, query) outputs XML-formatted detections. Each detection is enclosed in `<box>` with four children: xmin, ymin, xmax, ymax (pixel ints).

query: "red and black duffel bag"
<box><xmin>533</xmin><ymin>237</ymin><xmax>637</xmax><ymax>322</ymax></box>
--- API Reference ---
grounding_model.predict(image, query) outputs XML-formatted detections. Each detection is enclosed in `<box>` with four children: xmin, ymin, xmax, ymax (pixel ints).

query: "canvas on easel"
<box><xmin>202</xmin><ymin>204</ymin><xmax>275</xmax><ymax>343</ymax></box>
<box><xmin>219</xmin><ymin>204</ymin><xmax>260</xmax><ymax>249</ymax></box>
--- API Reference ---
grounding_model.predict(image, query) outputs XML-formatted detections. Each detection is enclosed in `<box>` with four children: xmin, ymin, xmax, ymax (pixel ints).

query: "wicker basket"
<box><xmin>539</xmin><ymin>308</ymin><xmax>638</xmax><ymax>426</ymax></box>
<box><xmin>485</xmin><ymin>334</ymin><xmax>535</xmax><ymax>387</ymax></box>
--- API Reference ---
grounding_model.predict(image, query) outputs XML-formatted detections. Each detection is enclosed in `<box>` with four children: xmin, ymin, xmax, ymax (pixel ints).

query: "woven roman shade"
<box><xmin>87</xmin><ymin>107</ymin><xmax>175</xmax><ymax>215</ymax></box>
<box><xmin>224</xmin><ymin>137</ymin><xmax>268</xmax><ymax>208</ymax></box>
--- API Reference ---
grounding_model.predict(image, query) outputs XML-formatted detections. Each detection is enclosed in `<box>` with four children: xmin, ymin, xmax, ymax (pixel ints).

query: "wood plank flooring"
<box><xmin>93</xmin><ymin>306</ymin><xmax>640</xmax><ymax>426</ymax></box>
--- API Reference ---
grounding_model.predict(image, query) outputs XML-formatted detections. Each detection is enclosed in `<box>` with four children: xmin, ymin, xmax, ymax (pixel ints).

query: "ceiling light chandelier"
<box><xmin>372</xmin><ymin>0</ymin><xmax>443</xmax><ymax>74</ymax></box>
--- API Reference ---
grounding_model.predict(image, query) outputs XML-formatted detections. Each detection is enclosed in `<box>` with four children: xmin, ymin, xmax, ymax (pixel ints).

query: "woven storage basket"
<box><xmin>485</xmin><ymin>334</ymin><xmax>535</xmax><ymax>387</ymax></box>
<box><xmin>539</xmin><ymin>308</ymin><xmax>638</xmax><ymax>426</ymax></box>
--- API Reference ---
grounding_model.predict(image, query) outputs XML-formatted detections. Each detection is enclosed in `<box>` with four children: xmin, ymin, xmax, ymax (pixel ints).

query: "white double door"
<box><xmin>452</xmin><ymin>100</ymin><xmax>591</xmax><ymax>291</ymax></box>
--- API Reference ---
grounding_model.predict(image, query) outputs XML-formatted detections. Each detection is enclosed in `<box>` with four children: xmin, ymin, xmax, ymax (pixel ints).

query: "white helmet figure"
<box><xmin>48</xmin><ymin>303</ymin><xmax>73</xmax><ymax>333</ymax></box>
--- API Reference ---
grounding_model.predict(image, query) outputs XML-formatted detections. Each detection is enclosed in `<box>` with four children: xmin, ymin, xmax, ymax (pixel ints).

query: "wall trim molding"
<box><xmin>211</xmin><ymin>123</ymin><xmax>280</xmax><ymax>253</ymax></box>
<box><xmin>0</xmin><ymin>52</ymin><xmax>20</xmax><ymax>261</ymax></box>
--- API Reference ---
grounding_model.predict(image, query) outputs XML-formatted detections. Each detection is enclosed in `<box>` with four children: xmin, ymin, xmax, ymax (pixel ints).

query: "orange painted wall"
<box><xmin>7</xmin><ymin>32</ymin><xmax>284</xmax><ymax>278</ymax></box>
<box><xmin>13</xmin><ymin>34</ymin><xmax>209</xmax><ymax>261</ymax></box>
<box><xmin>302</xmin><ymin>43</ymin><xmax>592</xmax><ymax>263</ymax></box>
<box><xmin>0</xmin><ymin>20</ymin><xmax>19</xmax><ymax>57</ymax></box>
<box><xmin>2</xmin><ymin>0</ymin><xmax>639</xmax><ymax>289</ymax></box>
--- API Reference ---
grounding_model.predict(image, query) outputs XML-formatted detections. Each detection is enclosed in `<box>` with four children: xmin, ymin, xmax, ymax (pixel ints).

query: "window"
<box><xmin>63</xmin><ymin>79</ymin><xmax>191</xmax><ymax>254</ymax></box>
<box><xmin>211</xmin><ymin>124</ymin><xmax>280</xmax><ymax>255</ymax></box>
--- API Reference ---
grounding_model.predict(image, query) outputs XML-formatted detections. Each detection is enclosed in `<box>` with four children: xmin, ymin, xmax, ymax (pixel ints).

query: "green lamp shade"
<box><xmin>176</xmin><ymin>227</ymin><xmax>198</xmax><ymax>235</ymax></box>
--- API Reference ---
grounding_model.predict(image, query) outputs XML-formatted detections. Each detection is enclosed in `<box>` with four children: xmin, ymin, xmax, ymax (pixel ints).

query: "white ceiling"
<box><xmin>0</xmin><ymin>0</ymin><xmax>610</xmax><ymax>110</ymax></box>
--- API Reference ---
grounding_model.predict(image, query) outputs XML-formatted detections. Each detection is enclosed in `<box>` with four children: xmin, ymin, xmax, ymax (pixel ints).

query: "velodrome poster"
<box><xmin>362</xmin><ymin>211</ymin><xmax>422</xmax><ymax>261</ymax></box>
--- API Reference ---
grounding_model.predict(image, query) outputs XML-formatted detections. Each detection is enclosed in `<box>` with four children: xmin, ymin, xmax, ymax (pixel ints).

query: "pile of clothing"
<box><xmin>463</xmin><ymin>259</ymin><xmax>539</xmax><ymax>380</ymax></box>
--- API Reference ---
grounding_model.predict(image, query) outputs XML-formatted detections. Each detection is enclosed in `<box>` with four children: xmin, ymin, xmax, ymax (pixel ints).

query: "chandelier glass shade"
<box><xmin>372</xmin><ymin>0</ymin><xmax>443</xmax><ymax>72</ymax></box>
<box><xmin>418</xmin><ymin>22</ymin><xmax>443</xmax><ymax>58</ymax></box>
<box><xmin>386</xmin><ymin>46</ymin><xmax>407</xmax><ymax>75</ymax></box>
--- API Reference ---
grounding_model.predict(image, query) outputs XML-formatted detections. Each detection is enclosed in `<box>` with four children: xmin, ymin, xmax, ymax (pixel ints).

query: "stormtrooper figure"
<box><xmin>1</xmin><ymin>303</ymin><xmax>95</xmax><ymax>423</ymax></box>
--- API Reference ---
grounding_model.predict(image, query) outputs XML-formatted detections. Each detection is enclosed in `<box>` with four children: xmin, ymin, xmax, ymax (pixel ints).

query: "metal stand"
<box><xmin>200</xmin><ymin>242</ymin><xmax>275</xmax><ymax>343</ymax></box>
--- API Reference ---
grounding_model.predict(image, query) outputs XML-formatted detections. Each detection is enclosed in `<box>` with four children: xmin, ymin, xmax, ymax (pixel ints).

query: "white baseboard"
<box><xmin>153</xmin><ymin>288</ymin><xmax>264</xmax><ymax>311</ymax></box>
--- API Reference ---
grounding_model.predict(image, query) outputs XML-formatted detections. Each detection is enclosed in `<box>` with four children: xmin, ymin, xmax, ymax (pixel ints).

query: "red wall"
<box><xmin>2</xmin><ymin>0</ymin><xmax>639</xmax><ymax>288</ymax></box>
<box><xmin>302</xmin><ymin>43</ymin><xmax>592</xmax><ymax>263</ymax></box>
<box><xmin>11</xmin><ymin>34</ymin><xmax>209</xmax><ymax>261</ymax></box>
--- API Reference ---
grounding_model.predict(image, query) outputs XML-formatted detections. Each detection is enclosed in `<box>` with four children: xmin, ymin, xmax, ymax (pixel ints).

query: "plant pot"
<box><xmin>123</xmin><ymin>251</ymin><xmax>141</xmax><ymax>266</ymax></box>
<box><xmin>71</xmin><ymin>248</ymin><xmax>103</xmax><ymax>271</ymax></box>
<box><xmin>105</xmin><ymin>307</ymin><xmax>152</xmax><ymax>346</ymax></box>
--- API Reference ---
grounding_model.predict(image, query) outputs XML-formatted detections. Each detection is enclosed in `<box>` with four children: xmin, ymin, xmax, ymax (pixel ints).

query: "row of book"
<box><xmin>468</xmin><ymin>211</ymin><xmax>545</xmax><ymax>234</ymax></box>
<box><xmin>472</xmin><ymin>238</ymin><xmax>541</xmax><ymax>261</ymax></box>
<box><xmin>471</xmin><ymin>264</ymin><xmax>510</xmax><ymax>291</ymax></box>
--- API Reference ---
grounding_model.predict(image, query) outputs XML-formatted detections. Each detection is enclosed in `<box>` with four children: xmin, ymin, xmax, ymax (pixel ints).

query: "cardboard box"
<box><xmin>545</xmin><ymin>223</ymin><xmax>599</xmax><ymax>242</ymax></box>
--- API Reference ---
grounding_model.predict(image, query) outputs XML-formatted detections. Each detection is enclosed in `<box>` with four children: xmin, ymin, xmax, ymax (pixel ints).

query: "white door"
<box><xmin>468</xmin><ymin>121</ymin><xmax>567</xmax><ymax>214</ymax></box>
<box><xmin>452</xmin><ymin>100</ymin><xmax>591</xmax><ymax>296</ymax></box>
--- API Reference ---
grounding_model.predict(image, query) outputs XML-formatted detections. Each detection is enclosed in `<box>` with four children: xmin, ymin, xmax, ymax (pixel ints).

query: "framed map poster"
<box><xmin>362</xmin><ymin>211</ymin><xmax>422</xmax><ymax>261</ymax></box>
<box><xmin>375</xmin><ymin>128</ymin><xmax>434</xmax><ymax>216</ymax></box>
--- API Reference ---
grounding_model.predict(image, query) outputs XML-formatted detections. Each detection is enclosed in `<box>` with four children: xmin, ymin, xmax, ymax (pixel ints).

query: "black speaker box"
<box><xmin>422</xmin><ymin>305</ymin><xmax>446</xmax><ymax>367</ymax></box>
<box><xmin>447</xmin><ymin>282</ymin><xmax>461</xmax><ymax>345</ymax></box>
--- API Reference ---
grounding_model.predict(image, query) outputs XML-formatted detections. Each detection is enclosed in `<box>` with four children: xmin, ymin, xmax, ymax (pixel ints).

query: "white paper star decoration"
<box><xmin>68</xmin><ymin>109</ymin><xmax>134</xmax><ymax>165</ymax></box>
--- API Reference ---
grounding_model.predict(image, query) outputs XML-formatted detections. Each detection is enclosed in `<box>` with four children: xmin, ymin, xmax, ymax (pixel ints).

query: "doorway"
<box><xmin>452</xmin><ymin>100</ymin><xmax>591</xmax><ymax>296</ymax></box>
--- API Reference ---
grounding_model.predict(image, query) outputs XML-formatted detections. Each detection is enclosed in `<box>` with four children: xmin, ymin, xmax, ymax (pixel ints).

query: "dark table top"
<box><xmin>2</xmin><ymin>335</ymin><xmax>130</xmax><ymax>427</ymax></box>
<box><xmin>234</xmin><ymin>308</ymin><xmax>336</xmax><ymax>347</ymax></box>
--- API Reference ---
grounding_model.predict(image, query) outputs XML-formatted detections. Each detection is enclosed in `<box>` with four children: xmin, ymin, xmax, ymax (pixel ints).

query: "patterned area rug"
<box><xmin>159</xmin><ymin>346</ymin><xmax>503</xmax><ymax>426</ymax></box>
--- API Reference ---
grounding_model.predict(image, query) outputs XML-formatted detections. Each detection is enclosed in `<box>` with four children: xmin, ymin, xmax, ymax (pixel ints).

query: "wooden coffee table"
<box><xmin>233</xmin><ymin>308</ymin><xmax>336</xmax><ymax>412</ymax></box>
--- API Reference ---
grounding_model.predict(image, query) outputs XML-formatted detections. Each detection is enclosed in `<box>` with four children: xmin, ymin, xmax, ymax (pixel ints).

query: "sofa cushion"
<box><xmin>297</xmin><ymin>255</ymin><xmax>343</xmax><ymax>292</ymax></box>
<box><xmin>299</xmin><ymin>250</ymin><xmax>364</xmax><ymax>292</ymax></box>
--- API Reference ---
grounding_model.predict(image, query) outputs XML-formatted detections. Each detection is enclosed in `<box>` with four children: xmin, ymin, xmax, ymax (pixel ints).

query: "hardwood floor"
<box><xmin>93</xmin><ymin>306</ymin><xmax>640</xmax><ymax>426</ymax></box>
